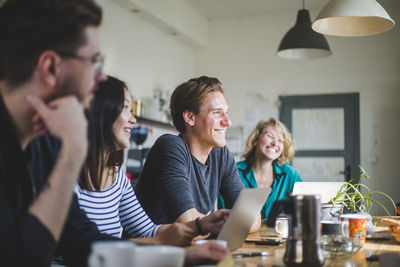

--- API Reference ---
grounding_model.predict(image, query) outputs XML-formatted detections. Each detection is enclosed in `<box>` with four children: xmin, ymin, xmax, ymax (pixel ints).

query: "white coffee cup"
<box><xmin>275</xmin><ymin>217</ymin><xmax>289</xmax><ymax>238</ymax></box>
<box><xmin>194</xmin><ymin>239</ymin><xmax>228</xmax><ymax>247</ymax></box>
<box><xmin>88</xmin><ymin>241</ymin><xmax>136</xmax><ymax>267</ymax></box>
<box><xmin>133</xmin><ymin>245</ymin><xmax>185</xmax><ymax>267</ymax></box>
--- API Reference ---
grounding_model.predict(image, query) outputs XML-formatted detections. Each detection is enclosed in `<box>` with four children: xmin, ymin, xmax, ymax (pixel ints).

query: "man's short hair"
<box><xmin>170</xmin><ymin>76</ymin><xmax>224</xmax><ymax>133</ymax></box>
<box><xmin>0</xmin><ymin>0</ymin><xmax>102</xmax><ymax>88</ymax></box>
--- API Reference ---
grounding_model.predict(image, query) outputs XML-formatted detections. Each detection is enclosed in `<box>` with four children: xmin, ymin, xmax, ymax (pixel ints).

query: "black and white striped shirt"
<box><xmin>74</xmin><ymin>168</ymin><xmax>160</xmax><ymax>238</ymax></box>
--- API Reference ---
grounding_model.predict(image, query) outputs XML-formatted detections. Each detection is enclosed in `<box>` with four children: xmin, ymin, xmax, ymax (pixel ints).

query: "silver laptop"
<box><xmin>292</xmin><ymin>182</ymin><xmax>346</xmax><ymax>203</ymax></box>
<box><xmin>217</xmin><ymin>188</ymin><xmax>270</xmax><ymax>251</ymax></box>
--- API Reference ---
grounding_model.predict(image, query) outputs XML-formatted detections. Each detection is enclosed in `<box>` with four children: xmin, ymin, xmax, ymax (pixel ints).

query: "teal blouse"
<box><xmin>236</xmin><ymin>160</ymin><xmax>302</xmax><ymax>219</ymax></box>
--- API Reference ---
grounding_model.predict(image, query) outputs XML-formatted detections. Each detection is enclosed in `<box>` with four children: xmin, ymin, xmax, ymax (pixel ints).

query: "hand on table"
<box><xmin>184</xmin><ymin>240</ymin><xmax>229</xmax><ymax>266</ymax></box>
<box><xmin>157</xmin><ymin>222</ymin><xmax>196</xmax><ymax>246</ymax></box>
<box><xmin>381</xmin><ymin>218</ymin><xmax>400</xmax><ymax>241</ymax></box>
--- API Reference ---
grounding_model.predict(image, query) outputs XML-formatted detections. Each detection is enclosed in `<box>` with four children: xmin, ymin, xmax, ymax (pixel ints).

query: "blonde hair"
<box><xmin>242</xmin><ymin>118</ymin><xmax>295</xmax><ymax>165</ymax></box>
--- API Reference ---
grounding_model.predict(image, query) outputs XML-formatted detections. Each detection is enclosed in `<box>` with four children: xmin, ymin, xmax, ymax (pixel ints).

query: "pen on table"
<box><xmin>232</xmin><ymin>251</ymin><xmax>270</xmax><ymax>258</ymax></box>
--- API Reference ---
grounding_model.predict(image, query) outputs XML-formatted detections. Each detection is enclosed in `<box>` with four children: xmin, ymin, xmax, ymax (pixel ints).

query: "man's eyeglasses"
<box><xmin>57</xmin><ymin>51</ymin><xmax>105</xmax><ymax>79</ymax></box>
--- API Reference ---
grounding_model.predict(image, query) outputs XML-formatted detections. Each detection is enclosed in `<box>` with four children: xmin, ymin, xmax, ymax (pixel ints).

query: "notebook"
<box><xmin>217</xmin><ymin>188</ymin><xmax>270</xmax><ymax>251</ymax></box>
<box><xmin>292</xmin><ymin>182</ymin><xmax>346</xmax><ymax>203</ymax></box>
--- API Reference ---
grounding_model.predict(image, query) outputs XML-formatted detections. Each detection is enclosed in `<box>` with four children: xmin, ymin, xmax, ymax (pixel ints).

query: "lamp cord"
<box><xmin>302</xmin><ymin>0</ymin><xmax>305</xmax><ymax>10</ymax></box>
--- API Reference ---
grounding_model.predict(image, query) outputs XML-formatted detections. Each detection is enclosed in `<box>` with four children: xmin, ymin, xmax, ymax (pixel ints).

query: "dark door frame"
<box><xmin>279</xmin><ymin>93</ymin><xmax>360</xmax><ymax>181</ymax></box>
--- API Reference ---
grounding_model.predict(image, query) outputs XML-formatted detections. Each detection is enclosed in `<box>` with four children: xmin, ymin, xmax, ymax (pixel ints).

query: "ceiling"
<box><xmin>185</xmin><ymin>0</ymin><xmax>399</xmax><ymax>20</ymax></box>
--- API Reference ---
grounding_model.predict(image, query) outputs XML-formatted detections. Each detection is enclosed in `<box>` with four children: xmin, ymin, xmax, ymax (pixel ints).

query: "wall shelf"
<box><xmin>136</xmin><ymin>117</ymin><xmax>175</xmax><ymax>130</ymax></box>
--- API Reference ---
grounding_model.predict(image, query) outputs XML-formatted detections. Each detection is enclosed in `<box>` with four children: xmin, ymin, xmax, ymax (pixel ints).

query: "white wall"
<box><xmin>97</xmin><ymin>0</ymin><xmax>191</xmax><ymax>145</ymax></box>
<box><xmin>195</xmin><ymin>6</ymin><xmax>400</xmax><ymax>215</ymax></box>
<box><xmin>97</xmin><ymin>0</ymin><xmax>400</xmax><ymax>214</ymax></box>
<box><xmin>97</xmin><ymin>0</ymin><xmax>197</xmax><ymax>98</ymax></box>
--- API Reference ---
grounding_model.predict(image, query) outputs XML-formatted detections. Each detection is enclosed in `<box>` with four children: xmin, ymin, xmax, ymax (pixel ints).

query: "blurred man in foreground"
<box><xmin>0</xmin><ymin>1</ymin><xmax>228</xmax><ymax>266</ymax></box>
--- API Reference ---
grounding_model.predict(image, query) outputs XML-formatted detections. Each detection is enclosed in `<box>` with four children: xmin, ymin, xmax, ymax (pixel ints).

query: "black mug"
<box><xmin>321</xmin><ymin>220</ymin><xmax>345</xmax><ymax>236</ymax></box>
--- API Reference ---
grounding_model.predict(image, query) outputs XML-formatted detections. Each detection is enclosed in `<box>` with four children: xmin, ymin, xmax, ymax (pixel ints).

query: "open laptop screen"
<box><xmin>292</xmin><ymin>182</ymin><xmax>346</xmax><ymax>203</ymax></box>
<box><xmin>217</xmin><ymin>188</ymin><xmax>270</xmax><ymax>251</ymax></box>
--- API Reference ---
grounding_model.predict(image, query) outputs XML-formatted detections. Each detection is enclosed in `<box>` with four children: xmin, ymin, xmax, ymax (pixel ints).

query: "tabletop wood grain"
<box><xmin>227</xmin><ymin>216</ymin><xmax>400</xmax><ymax>267</ymax></box>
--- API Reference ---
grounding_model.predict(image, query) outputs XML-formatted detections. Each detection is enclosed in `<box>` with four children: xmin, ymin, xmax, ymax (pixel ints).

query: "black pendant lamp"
<box><xmin>277</xmin><ymin>0</ymin><xmax>332</xmax><ymax>60</ymax></box>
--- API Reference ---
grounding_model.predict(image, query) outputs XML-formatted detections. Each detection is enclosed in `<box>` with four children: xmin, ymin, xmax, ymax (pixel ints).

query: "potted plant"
<box><xmin>328</xmin><ymin>166</ymin><xmax>396</xmax><ymax>217</ymax></box>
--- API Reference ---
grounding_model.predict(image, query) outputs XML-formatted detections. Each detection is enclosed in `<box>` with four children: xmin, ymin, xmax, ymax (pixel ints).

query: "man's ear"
<box><xmin>37</xmin><ymin>50</ymin><xmax>61</xmax><ymax>89</ymax></box>
<box><xmin>183</xmin><ymin>110</ymin><xmax>195</xmax><ymax>127</ymax></box>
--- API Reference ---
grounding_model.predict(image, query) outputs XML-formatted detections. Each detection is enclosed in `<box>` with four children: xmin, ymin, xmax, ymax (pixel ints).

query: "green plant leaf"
<box><xmin>327</xmin><ymin>166</ymin><xmax>395</xmax><ymax>216</ymax></box>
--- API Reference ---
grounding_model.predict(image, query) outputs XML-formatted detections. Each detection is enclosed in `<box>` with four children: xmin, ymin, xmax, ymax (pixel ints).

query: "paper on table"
<box><xmin>367</xmin><ymin>230</ymin><xmax>392</xmax><ymax>240</ymax></box>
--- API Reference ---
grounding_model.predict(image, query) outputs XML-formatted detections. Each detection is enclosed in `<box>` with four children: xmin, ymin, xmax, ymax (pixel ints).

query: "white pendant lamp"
<box><xmin>277</xmin><ymin>0</ymin><xmax>332</xmax><ymax>60</ymax></box>
<box><xmin>312</xmin><ymin>0</ymin><xmax>395</xmax><ymax>37</ymax></box>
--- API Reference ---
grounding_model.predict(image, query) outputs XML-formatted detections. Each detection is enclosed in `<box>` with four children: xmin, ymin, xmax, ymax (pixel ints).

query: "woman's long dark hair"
<box><xmin>79</xmin><ymin>76</ymin><xmax>127</xmax><ymax>190</ymax></box>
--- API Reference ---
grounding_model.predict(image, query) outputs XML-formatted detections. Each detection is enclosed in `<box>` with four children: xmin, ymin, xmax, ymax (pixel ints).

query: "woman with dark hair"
<box><xmin>74</xmin><ymin>76</ymin><xmax>229</xmax><ymax>246</ymax></box>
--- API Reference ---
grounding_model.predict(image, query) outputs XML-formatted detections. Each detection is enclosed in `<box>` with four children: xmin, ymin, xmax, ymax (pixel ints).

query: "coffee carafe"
<box><xmin>268</xmin><ymin>194</ymin><xmax>324</xmax><ymax>267</ymax></box>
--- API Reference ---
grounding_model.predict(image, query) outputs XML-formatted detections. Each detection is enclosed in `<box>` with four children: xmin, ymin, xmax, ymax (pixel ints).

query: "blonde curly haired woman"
<box><xmin>237</xmin><ymin>118</ymin><xmax>302</xmax><ymax>219</ymax></box>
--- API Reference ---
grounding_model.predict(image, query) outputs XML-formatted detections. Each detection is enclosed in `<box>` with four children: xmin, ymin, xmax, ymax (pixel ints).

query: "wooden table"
<box><xmin>230</xmin><ymin>216</ymin><xmax>400</xmax><ymax>267</ymax></box>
